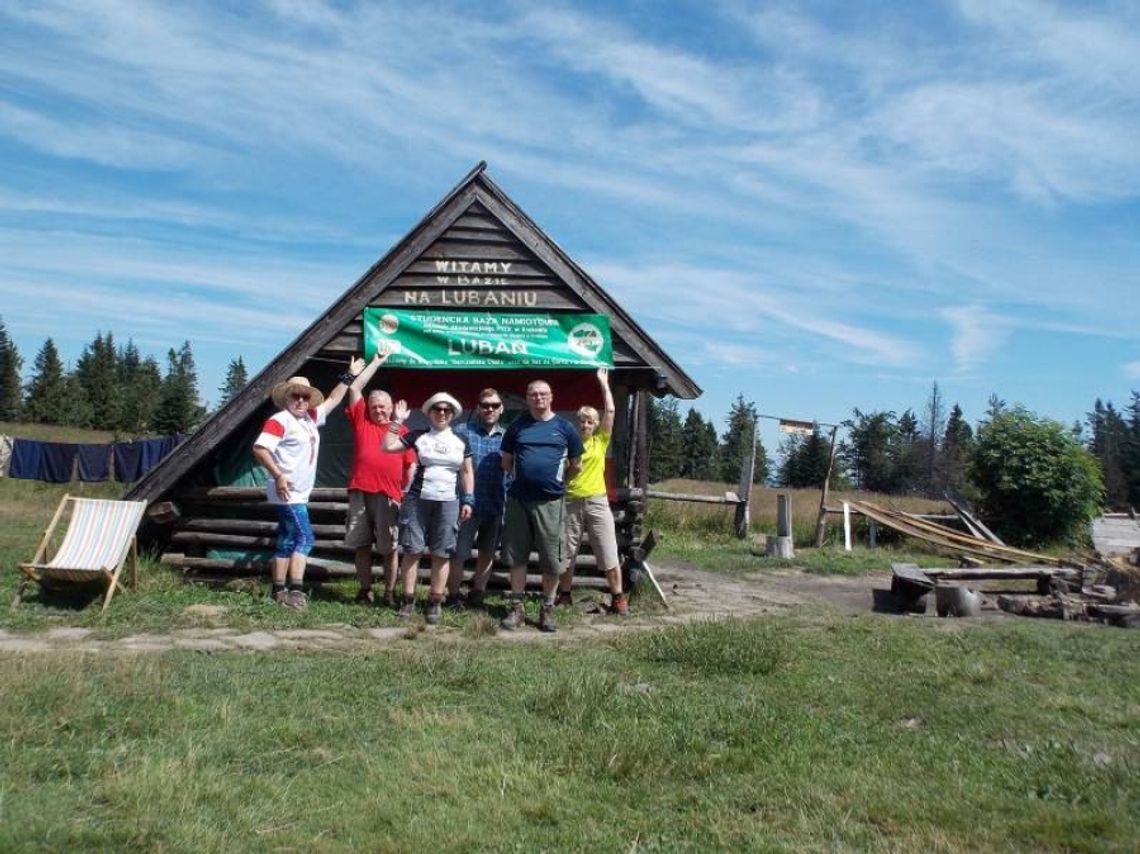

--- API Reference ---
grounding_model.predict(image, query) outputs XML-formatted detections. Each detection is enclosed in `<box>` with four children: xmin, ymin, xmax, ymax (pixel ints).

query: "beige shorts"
<box><xmin>565</xmin><ymin>495</ymin><xmax>620</xmax><ymax>571</ymax></box>
<box><xmin>344</xmin><ymin>490</ymin><xmax>400</xmax><ymax>553</ymax></box>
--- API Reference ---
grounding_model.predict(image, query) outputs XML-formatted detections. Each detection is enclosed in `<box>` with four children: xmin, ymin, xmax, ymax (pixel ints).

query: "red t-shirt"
<box><xmin>346</xmin><ymin>398</ymin><xmax>415</xmax><ymax>500</ymax></box>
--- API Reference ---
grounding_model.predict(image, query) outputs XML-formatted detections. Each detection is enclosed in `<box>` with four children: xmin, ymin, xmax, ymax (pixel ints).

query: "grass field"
<box><xmin>2</xmin><ymin>476</ymin><xmax>1137</xmax><ymax>850</ymax></box>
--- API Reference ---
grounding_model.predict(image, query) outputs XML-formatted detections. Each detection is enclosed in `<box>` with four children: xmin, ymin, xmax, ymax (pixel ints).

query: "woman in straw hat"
<box><xmin>383</xmin><ymin>391</ymin><xmax>474</xmax><ymax>624</ymax></box>
<box><xmin>253</xmin><ymin>357</ymin><xmax>364</xmax><ymax>610</ymax></box>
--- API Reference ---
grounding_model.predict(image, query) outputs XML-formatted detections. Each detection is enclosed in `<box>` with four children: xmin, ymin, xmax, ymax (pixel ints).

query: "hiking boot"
<box><xmin>444</xmin><ymin>593</ymin><xmax>466</xmax><ymax>612</ymax></box>
<box><xmin>555</xmin><ymin>591</ymin><xmax>573</xmax><ymax>608</ymax></box>
<box><xmin>397</xmin><ymin>597</ymin><xmax>416</xmax><ymax>619</ymax></box>
<box><xmin>610</xmin><ymin>593</ymin><xmax>630</xmax><ymax>616</ymax></box>
<box><xmin>538</xmin><ymin>603</ymin><xmax>557</xmax><ymax>633</ymax></box>
<box><xmin>272</xmin><ymin>588</ymin><xmax>290</xmax><ymax>606</ymax></box>
<box><xmin>466</xmin><ymin>589</ymin><xmax>485</xmax><ymax>609</ymax></box>
<box><xmin>426</xmin><ymin>599</ymin><xmax>443</xmax><ymax>625</ymax></box>
<box><xmin>383</xmin><ymin>589</ymin><xmax>397</xmax><ymax>608</ymax></box>
<box><xmin>284</xmin><ymin>590</ymin><xmax>308</xmax><ymax>611</ymax></box>
<box><xmin>355</xmin><ymin>588</ymin><xmax>376</xmax><ymax>606</ymax></box>
<box><xmin>500</xmin><ymin>599</ymin><xmax>526</xmax><ymax>631</ymax></box>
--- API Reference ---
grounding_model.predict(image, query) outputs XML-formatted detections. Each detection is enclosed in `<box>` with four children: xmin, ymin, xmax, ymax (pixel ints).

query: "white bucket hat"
<box><xmin>271</xmin><ymin>376</ymin><xmax>324</xmax><ymax>409</ymax></box>
<box><xmin>421</xmin><ymin>391</ymin><xmax>462</xmax><ymax>419</ymax></box>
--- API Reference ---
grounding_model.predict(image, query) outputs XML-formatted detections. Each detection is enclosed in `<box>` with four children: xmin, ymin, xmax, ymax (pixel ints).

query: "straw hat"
<box><xmin>271</xmin><ymin>376</ymin><xmax>325</xmax><ymax>409</ymax></box>
<box><xmin>421</xmin><ymin>391</ymin><xmax>463</xmax><ymax>418</ymax></box>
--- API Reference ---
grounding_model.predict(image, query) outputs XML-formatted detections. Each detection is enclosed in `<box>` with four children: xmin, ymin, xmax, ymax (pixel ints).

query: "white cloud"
<box><xmin>942</xmin><ymin>305</ymin><xmax>1013</xmax><ymax>375</ymax></box>
<box><xmin>1123</xmin><ymin>361</ymin><xmax>1140</xmax><ymax>380</ymax></box>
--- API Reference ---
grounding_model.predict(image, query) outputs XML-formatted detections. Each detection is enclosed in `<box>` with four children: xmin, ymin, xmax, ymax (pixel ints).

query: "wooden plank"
<box><xmin>944</xmin><ymin>492</ymin><xmax>1004</xmax><ymax>545</ymax></box>
<box><xmin>646</xmin><ymin>490</ymin><xmax>743</xmax><ymax>506</ymax></box>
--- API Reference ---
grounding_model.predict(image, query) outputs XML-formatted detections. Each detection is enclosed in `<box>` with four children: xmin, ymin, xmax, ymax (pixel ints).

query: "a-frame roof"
<box><xmin>125</xmin><ymin>162</ymin><xmax>700</xmax><ymax>504</ymax></box>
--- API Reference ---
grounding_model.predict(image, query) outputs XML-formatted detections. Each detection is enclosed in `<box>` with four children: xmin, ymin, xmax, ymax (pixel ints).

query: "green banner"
<box><xmin>363</xmin><ymin>309</ymin><xmax>613</xmax><ymax>369</ymax></box>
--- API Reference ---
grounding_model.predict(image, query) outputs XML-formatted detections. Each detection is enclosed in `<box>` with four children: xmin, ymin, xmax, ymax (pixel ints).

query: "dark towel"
<box><xmin>77</xmin><ymin>444</ymin><xmax>113</xmax><ymax>482</ymax></box>
<box><xmin>8</xmin><ymin>439</ymin><xmax>44</xmax><ymax>480</ymax></box>
<box><xmin>113</xmin><ymin>441</ymin><xmax>145</xmax><ymax>483</ymax></box>
<box><xmin>41</xmin><ymin>442</ymin><xmax>79</xmax><ymax>483</ymax></box>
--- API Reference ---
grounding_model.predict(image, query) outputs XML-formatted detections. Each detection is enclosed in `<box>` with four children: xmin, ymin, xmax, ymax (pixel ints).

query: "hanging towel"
<box><xmin>113</xmin><ymin>441</ymin><xmax>145</xmax><ymax>483</ymax></box>
<box><xmin>41</xmin><ymin>442</ymin><xmax>79</xmax><ymax>483</ymax></box>
<box><xmin>77</xmin><ymin>443</ymin><xmax>113</xmax><ymax>482</ymax></box>
<box><xmin>8</xmin><ymin>439</ymin><xmax>44</xmax><ymax>480</ymax></box>
<box><xmin>0</xmin><ymin>435</ymin><xmax>12</xmax><ymax>477</ymax></box>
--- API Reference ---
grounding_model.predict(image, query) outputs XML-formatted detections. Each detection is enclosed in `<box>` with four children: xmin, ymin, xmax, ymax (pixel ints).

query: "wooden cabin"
<box><xmin>125</xmin><ymin>163</ymin><xmax>700</xmax><ymax>585</ymax></box>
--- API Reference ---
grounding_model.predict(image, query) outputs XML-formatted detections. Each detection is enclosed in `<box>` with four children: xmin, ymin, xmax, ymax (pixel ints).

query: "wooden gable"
<box><xmin>125</xmin><ymin>162</ymin><xmax>699</xmax><ymax>506</ymax></box>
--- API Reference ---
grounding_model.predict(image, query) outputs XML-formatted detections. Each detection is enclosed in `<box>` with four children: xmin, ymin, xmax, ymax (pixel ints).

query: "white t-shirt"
<box><xmin>401</xmin><ymin>427</ymin><xmax>471</xmax><ymax>502</ymax></box>
<box><xmin>254</xmin><ymin>408</ymin><xmax>327</xmax><ymax>504</ymax></box>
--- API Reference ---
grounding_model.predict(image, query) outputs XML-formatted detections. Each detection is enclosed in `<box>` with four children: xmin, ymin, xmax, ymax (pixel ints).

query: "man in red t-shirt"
<box><xmin>344</xmin><ymin>348</ymin><xmax>414</xmax><ymax>605</ymax></box>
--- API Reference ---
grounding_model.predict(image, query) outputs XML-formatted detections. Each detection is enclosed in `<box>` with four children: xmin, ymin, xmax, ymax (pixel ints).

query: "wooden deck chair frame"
<box><xmin>15</xmin><ymin>494</ymin><xmax>148</xmax><ymax>613</ymax></box>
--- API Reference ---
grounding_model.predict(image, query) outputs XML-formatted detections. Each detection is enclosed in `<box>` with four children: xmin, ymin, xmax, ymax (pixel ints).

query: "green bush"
<box><xmin>969</xmin><ymin>407</ymin><xmax>1104</xmax><ymax>547</ymax></box>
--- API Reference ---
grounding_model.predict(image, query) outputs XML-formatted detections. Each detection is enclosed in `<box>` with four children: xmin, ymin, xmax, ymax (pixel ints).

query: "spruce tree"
<box><xmin>680</xmin><ymin>408</ymin><xmax>719</xmax><ymax>480</ymax></box>
<box><xmin>1087</xmin><ymin>398</ymin><xmax>1129</xmax><ymax>509</ymax></box>
<box><xmin>24</xmin><ymin>338</ymin><xmax>69</xmax><ymax>424</ymax></box>
<box><xmin>218</xmin><ymin>356</ymin><xmax>249</xmax><ymax>407</ymax></box>
<box><xmin>74</xmin><ymin>331</ymin><xmax>120</xmax><ymax>429</ymax></box>
<box><xmin>719</xmin><ymin>395</ymin><xmax>769</xmax><ymax>485</ymax></box>
<box><xmin>0</xmin><ymin>317</ymin><xmax>22</xmax><ymax>421</ymax></box>
<box><xmin>646</xmin><ymin>397</ymin><xmax>683</xmax><ymax>483</ymax></box>
<box><xmin>941</xmin><ymin>404</ymin><xmax>974</xmax><ymax>494</ymax></box>
<box><xmin>152</xmin><ymin>341</ymin><xmax>205</xmax><ymax>434</ymax></box>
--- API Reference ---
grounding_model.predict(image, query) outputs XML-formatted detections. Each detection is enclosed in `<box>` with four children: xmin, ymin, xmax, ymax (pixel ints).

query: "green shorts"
<box><xmin>500</xmin><ymin>496</ymin><xmax>566</xmax><ymax>576</ymax></box>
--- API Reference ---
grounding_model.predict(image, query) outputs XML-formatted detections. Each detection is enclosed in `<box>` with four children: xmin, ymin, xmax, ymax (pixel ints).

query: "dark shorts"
<box><xmin>500</xmin><ymin>496</ymin><xmax>566</xmax><ymax>576</ymax></box>
<box><xmin>399</xmin><ymin>494</ymin><xmax>460</xmax><ymax>558</ymax></box>
<box><xmin>454</xmin><ymin>511</ymin><xmax>503</xmax><ymax>565</ymax></box>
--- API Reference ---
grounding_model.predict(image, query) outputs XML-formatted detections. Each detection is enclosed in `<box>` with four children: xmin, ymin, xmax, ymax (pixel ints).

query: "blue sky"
<box><xmin>2</xmin><ymin>0</ymin><xmax>1138</xmax><ymax>455</ymax></box>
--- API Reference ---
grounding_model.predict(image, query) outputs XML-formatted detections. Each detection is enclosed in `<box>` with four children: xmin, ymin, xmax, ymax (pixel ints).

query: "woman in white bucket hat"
<box><xmin>383</xmin><ymin>391</ymin><xmax>474</xmax><ymax>624</ymax></box>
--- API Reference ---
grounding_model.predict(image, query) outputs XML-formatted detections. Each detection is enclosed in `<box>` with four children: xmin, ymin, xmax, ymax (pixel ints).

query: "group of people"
<box><xmin>252</xmin><ymin>349</ymin><xmax>628</xmax><ymax>632</ymax></box>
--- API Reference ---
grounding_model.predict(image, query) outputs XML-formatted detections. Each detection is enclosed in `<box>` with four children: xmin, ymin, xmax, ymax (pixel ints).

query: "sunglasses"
<box><xmin>430</xmin><ymin>405</ymin><xmax>454</xmax><ymax>415</ymax></box>
<box><xmin>479</xmin><ymin>402</ymin><xmax>503</xmax><ymax>410</ymax></box>
<box><xmin>289</xmin><ymin>393</ymin><xmax>311</xmax><ymax>402</ymax></box>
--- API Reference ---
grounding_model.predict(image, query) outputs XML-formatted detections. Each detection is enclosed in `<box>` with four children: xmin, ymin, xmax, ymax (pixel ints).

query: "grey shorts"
<box><xmin>565</xmin><ymin>495</ymin><xmax>620</xmax><ymax>571</ymax></box>
<box><xmin>454</xmin><ymin>511</ymin><xmax>503</xmax><ymax>565</ymax></box>
<box><xmin>399</xmin><ymin>494</ymin><xmax>460</xmax><ymax>558</ymax></box>
<box><xmin>344</xmin><ymin>490</ymin><xmax>400</xmax><ymax>553</ymax></box>
<box><xmin>500</xmin><ymin>496</ymin><xmax>566</xmax><ymax>576</ymax></box>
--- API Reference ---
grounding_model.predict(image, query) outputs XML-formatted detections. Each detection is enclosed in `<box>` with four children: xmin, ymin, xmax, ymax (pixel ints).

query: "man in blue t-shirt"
<box><xmin>499</xmin><ymin>379</ymin><xmax>584</xmax><ymax>633</ymax></box>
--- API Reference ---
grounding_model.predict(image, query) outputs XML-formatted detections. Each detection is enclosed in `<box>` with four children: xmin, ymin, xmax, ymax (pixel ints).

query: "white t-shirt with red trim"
<box><xmin>254</xmin><ymin>408</ymin><xmax>327</xmax><ymax>504</ymax></box>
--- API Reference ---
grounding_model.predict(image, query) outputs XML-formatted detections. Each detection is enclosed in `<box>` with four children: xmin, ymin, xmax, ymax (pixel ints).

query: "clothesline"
<box><xmin>0</xmin><ymin>434</ymin><xmax>184</xmax><ymax>484</ymax></box>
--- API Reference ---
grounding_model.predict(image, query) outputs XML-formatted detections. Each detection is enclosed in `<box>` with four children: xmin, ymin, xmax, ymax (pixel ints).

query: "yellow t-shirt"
<box><xmin>567</xmin><ymin>430</ymin><xmax>609</xmax><ymax>499</ymax></box>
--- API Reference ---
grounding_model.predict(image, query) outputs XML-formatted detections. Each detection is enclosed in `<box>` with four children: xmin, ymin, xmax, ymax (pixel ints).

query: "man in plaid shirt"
<box><xmin>447</xmin><ymin>387</ymin><xmax>508</xmax><ymax>608</ymax></box>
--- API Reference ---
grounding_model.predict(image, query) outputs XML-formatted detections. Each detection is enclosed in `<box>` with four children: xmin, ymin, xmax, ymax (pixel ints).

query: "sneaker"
<box><xmin>610</xmin><ymin>593</ymin><xmax>630</xmax><ymax>616</ymax></box>
<box><xmin>500</xmin><ymin>600</ymin><xmax>526</xmax><ymax>631</ymax></box>
<box><xmin>466</xmin><ymin>589</ymin><xmax>486</xmax><ymax>609</ymax></box>
<box><xmin>555</xmin><ymin>591</ymin><xmax>573</xmax><ymax>608</ymax></box>
<box><xmin>383</xmin><ymin>589</ymin><xmax>398</xmax><ymax>608</ymax></box>
<box><xmin>397</xmin><ymin>597</ymin><xmax>416</xmax><ymax>619</ymax></box>
<box><xmin>426</xmin><ymin>599</ymin><xmax>443</xmax><ymax>625</ymax></box>
<box><xmin>355</xmin><ymin>588</ymin><xmax>376</xmax><ymax>606</ymax></box>
<box><xmin>444</xmin><ymin>593</ymin><xmax>465</xmax><ymax>612</ymax></box>
<box><xmin>272</xmin><ymin>588</ymin><xmax>289</xmax><ymax>605</ymax></box>
<box><xmin>284</xmin><ymin>590</ymin><xmax>308</xmax><ymax>611</ymax></box>
<box><xmin>538</xmin><ymin>603</ymin><xmax>557</xmax><ymax>633</ymax></box>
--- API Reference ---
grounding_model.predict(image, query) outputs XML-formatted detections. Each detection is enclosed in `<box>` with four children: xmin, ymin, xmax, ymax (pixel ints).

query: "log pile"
<box><xmin>151</xmin><ymin>485</ymin><xmax>647</xmax><ymax>582</ymax></box>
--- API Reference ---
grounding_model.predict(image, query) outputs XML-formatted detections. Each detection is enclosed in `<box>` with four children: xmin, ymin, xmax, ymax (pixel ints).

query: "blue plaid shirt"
<box><xmin>455</xmin><ymin>421</ymin><xmax>507</xmax><ymax>516</ymax></box>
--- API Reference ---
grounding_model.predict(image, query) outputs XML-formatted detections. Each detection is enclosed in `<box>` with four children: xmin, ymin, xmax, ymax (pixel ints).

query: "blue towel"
<box><xmin>8</xmin><ymin>439</ymin><xmax>44</xmax><ymax>480</ymax></box>
<box><xmin>41</xmin><ymin>442</ymin><xmax>79</xmax><ymax>483</ymax></box>
<box><xmin>113</xmin><ymin>441</ymin><xmax>145</xmax><ymax>483</ymax></box>
<box><xmin>77</xmin><ymin>443</ymin><xmax>113</xmax><ymax>482</ymax></box>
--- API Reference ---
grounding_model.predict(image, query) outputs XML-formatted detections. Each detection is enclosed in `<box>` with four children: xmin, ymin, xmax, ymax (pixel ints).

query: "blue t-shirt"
<box><xmin>501</xmin><ymin>413</ymin><xmax>584</xmax><ymax>501</ymax></box>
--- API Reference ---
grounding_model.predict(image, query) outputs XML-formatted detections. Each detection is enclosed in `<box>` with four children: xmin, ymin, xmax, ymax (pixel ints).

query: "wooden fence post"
<box><xmin>734</xmin><ymin>417</ymin><xmax>757</xmax><ymax>539</ymax></box>
<box><xmin>813</xmin><ymin>424</ymin><xmax>840</xmax><ymax>547</ymax></box>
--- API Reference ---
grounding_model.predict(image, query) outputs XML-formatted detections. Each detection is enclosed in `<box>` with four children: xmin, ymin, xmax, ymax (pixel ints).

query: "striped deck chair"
<box><xmin>16</xmin><ymin>495</ymin><xmax>148</xmax><ymax>612</ymax></box>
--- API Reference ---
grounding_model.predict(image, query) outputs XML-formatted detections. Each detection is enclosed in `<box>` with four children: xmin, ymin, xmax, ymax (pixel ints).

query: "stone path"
<box><xmin>0</xmin><ymin>566</ymin><xmax>885</xmax><ymax>654</ymax></box>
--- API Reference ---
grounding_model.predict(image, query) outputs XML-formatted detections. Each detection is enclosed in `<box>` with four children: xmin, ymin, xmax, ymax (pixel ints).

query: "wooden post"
<box><xmin>843</xmin><ymin>501</ymin><xmax>852</xmax><ymax>552</ymax></box>
<box><xmin>813</xmin><ymin>425</ymin><xmax>840</xmax><ymax>547</ymax></box>
<box><xmin>869</xmin><ymin>520</ymin><xmax>878</xmax><ymax>549</ymax></box>
<box><xmin>734</xmin><ymin>417</ymin><xmax>757</xmax><ymax>539</ymax></box>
